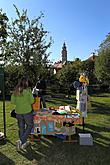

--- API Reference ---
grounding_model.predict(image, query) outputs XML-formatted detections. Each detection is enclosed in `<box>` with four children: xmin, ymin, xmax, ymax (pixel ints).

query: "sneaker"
<box><xmin>21</xmin><ymin>141</ymin><xmax>30</xmax><ymax>149</ymax></box>
<box><xmin>16</xmin><ymin>140</ymin><xmax>22</xmax><ymax>151</ymax></box>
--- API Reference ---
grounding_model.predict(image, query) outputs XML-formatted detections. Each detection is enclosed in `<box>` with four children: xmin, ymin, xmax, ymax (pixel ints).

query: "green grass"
<box><xmin>0</xmin><ymin>93</ymin><xmax>110</xmax><ymax>165</ymax></box>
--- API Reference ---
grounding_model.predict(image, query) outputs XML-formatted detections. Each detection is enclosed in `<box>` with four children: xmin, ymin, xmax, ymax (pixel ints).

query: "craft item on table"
<box><xmin>48</xmin><ymin>121</ymin><xmax>55</xmax><ymax>133</ymax></box>
<box><xmin>70</xmin><ymin>109</ymin><xmax>82</xmax><ymax>118</ymax></box>
<box><xmin>71</xmin><ymin>109</ymin><xmax>81</xmax><ymax>114</ymax></box>
<box><xmin>36</xmin><ymin>111</ymin><xmax>49</xmax><ymax>116</ymax></box>
<box><xmin>58</xmin><ymin>106</ymin><xmax>65</xmax><ymax>110</ymax></box>
<box><xmin>48</xmin><ymin>107</ymin><xmax>58</xmax><ymax>113</ymax></box>
<box><xmin>57</xmin><ymin>109</ymin><xmax>67</xmax><ymax>115</ymax></box>
<box><xmin>31</xmin><ymin>118</ymin><xmax>41</xmax><ymax>134</ymax></box>
<box><xmin>55</xmin><ymin>120</ymin><xmax>63</xmax><ymax>133</ymax></box>
<box><xmin>40</xmin><ymin>108</ymin><xmax>47</xmax><ymax>112</ymax></box>
<box><xmin>41</xmin><ymin>121</ymin><xmax>47</xmax><ymax>134</ymax></box>
<box><xmin>32</xmin><ymin>97</ymin><xmax>40</xmax><ymax>110</ymax></box>
<box><xmin>52</xmin><ymin>111</ymin><xmax>60</xmax><ymax>115</ymax></box>
<box><xmin>73</xmin><ymin>113</ymin><xmax>80</xmax><ymax>118</ymax></box>
<box><xmin>63</xmin><ymin>121</ymin><xmax>74</xmax><ymax>127</ymax></box>
<box><xmin>40</xmin><ymin>120</ymin><xmax>55</xmax><ymax>135</ymax></box>
<box><xmin>66</xmin><ymin>114</ymin><xmax>73</xmax><ymax>118</ymax></box>
<box><xmin>63</xmin><ymin>121</ymin><xmax>76</xmax><ymax>135</ymax></box>
<box><xmin>64</xmin><ymin>105</ymin><xmax>72</xmax><ymax>112</ymax></box>
<box><xmin>58</xmin><ymin>105</ymin><xmax>72</xmax><ymax>113</ymax></box>
<box><xmin>48</xmin><ymin>107</ymin><xmax>58</xmax><ymax>110</ymax></box>
<box><xmin>34</xmin><ymin>123</ymin><xmax>41</xmax><ymax>134</ymax></box>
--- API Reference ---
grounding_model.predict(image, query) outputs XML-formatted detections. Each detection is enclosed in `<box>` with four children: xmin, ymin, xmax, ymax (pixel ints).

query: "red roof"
<box><xmin>54</xmin><ymin>61</ymin><xmax>62</xmax><ymax>69</ymax></box>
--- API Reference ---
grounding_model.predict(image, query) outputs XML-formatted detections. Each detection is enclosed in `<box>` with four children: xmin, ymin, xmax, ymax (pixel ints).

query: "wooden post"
<box><xmin>82</xmin><ymin>117</ymin><xmax>85</xmax><ymax>133</ymax></box>
<box><xmin>0</xmin><ymin>67</ymin><xmax>6</xmax><ymax>139</ymax></box>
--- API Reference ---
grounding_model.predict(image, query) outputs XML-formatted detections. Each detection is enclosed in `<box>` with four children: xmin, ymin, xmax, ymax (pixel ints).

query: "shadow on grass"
<box><xmin>17</xmin><ymin>137</ymin><xmax>55</xmax><ymax>164</ymax></box>
<box><xmin>15</xmin><ymin>132</ymin><xmax>110</xmax><ymax>165</ymax></box>
<box><xmin>91</xmin><ymin>101</ymin><xmax>110</xmax><ymax>114</ymax></box>
<box><xmin>6</xmin><ymin>139</ymin><xmax>16</xmax><ymax>147</ymax></box>
<box><xmin>46</xmin><ymin>96</ymin><xmax>76</xmax><ymax>107</ymax></box>
<box><xmin>0</xmin><ymin>152</ymin><xmax>15</xmax><ymax>165</ymax></box>
<box><xmin>92</xmin><ymin>93</ymin><xmax>110</xmax><ymax>97</ymax></box>
<box><xmin>85</xmin><ymin>123</ymin><xmax>110</xmax><ymax>132</ymax></box>
<box><xmin>82</xmin><ymin>124</ymin><xmax>110</xmax><ymax>147</ymax></box>
<box><xmin>38</xmin><ymin>136</ymin><xmax>110</xmax><ymax>165</ymax></box>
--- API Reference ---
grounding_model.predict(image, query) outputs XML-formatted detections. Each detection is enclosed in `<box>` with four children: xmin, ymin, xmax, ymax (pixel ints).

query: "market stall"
<box><xmin>30</xmin><ymin>105</ymin><xmax>83</xmax><ymax>142</ymax></box>
<box><xmin>30</xmin><ymin>72</ymin><xmax>90</xmax><ymax>143</ymax></box>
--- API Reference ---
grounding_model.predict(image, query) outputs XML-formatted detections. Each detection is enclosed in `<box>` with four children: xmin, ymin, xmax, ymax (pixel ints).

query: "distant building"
<box><xmin>53</xmin><ymin>45</ymin><xmax>98</xmax><ymax>74</ymax></box>
<box><xmin>53</xmin><ymin>42</ymin><xmax>68</xmax><ymax>74</ymax></box>
<box><xmin>86</xmin><ymin>52</ymin><xmax>98</xmax><ymax>62</ymax></box>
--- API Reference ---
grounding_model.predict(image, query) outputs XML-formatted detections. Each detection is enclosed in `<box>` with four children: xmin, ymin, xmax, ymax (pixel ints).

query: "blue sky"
<box><xmin>0</xmin><ymin>0</ymin><xmax>110</xmax><ymax>62</ymax></box>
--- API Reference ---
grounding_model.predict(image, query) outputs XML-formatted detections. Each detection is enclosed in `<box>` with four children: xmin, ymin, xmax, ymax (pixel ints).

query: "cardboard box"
<box><xmin>79</xmin><ymin>133</ymin><xmax>93</xmax><ymax>145</ymax></box>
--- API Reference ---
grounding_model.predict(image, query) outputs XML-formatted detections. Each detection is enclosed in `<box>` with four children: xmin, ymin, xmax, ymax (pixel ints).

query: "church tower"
<box><xmin>61</xmin><ymin>42</ymin><xmax>67</xmax><ymax>64</ymax></box>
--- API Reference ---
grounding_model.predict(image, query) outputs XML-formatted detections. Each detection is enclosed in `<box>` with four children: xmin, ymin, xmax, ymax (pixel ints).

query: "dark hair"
<box><xmin>13</xmin><ymin>77</ymin><xmax>29</xmax><ymax>96</ymax></box>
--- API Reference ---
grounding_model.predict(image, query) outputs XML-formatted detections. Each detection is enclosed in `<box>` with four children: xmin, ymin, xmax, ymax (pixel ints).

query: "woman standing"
<box><xmin>11</xmin><ymin>77</ymin><xmax>34</xmax><ymax>150</ymax></box>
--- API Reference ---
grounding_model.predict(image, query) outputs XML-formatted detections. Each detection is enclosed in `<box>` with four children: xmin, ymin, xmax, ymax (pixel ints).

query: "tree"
<box><xmin>99</xmin><ymin>32</ymin><xmax>110</xmax><ymax>50</ymax></box>
<box><xmin>94</xmin><ymin>32</ymin><xmax>110</xmax><ymax>87</ymax></box>
<box><xmin>0</xmin><ymin>9</ymin><xmax>8</xmax><ymax>61</ymax></box>
<box><xmin>95</xmin><ymin>48</ymin><xmax>110</xmax><ymax>86</ymax></box>
<box><xmin>57</xmin><ymin>62</ymin><xmax>82</xmax><ymax>95</ymax></box>
<box><xmin>81</xmin><ymin>60</ymin><xmax>96</xmax><ymax>84</ymax></box>
<box><xmin>5</xmin><ymin>5</ymin><xmax>52</xmax><ymax>84</ymax></box>
<box><xmin>5</xmin><ymin>64</ymin><xmax>24</xmax><ymax>95</ymax></box>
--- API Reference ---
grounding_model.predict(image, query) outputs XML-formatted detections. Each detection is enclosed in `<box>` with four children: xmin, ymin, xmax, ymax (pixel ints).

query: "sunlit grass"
<box><xmin>0</xmin><ymin>93</ymin><xmax>110</xmax><ymax>165</ymax></box>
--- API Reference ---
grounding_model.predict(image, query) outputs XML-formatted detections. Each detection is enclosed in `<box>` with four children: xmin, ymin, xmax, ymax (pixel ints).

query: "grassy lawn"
<box><xmin>0</xmin><ymin>93</ymin><xmax>110</xmax><ymax>165</ymax></box>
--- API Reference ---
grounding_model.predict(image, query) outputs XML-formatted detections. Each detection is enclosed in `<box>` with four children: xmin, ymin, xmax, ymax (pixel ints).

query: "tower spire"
<box><xmin>61</xmin><ymin>42</ymin><xmax>67</xmax><ymax>64</ymax></box>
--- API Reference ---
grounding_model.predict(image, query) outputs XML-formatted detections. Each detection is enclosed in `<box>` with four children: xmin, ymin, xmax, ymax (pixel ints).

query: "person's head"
<box><xmin>13</xmin><ymin>77</ymin><xmax>29</xmax><ymax>96</ymax></box>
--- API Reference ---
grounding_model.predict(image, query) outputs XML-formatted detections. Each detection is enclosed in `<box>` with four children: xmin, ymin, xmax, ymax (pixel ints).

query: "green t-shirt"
<box><xmin>11</xmin><ymin>88</ymin><xmax>34</xmax><ymax>114</ymax></box>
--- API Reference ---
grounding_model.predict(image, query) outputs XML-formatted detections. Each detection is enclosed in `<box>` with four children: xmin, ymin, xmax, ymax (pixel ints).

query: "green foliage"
<box><xmin>49</xmin><ymin>74</ymin><xmax>61</xmax><ymax>93</ymax></box>
<box><xmin>99</xmin><ymin>32</ymin><xmax>110</xmax><ymax>50</ymax></box>
<box><xmin>57</xmin><ymin>62</ymin><xmax>82</xmax><ymax>94</ymax></box>
<box><xmin>95</xmin><ymin>48</ymin><xmax>110</xmax><ymax>85</ymax></box>
<box><xmin>81</xmin><ymin>60</ymin><xmax>97</xmax><ymax>84</ymax></box>
<box><xmin>0</xmin><ymin>9</ymin><xmax>8</xmax><ymax>61</ymax></box>
<box><xmin>95</xmin><ymin>32</ymin><xmax>110</xmax><ymax>86</ymax></box>
<box><xmin>0</xmin><ymin>5</ymin><xmax>53</xmax><ymax>90</ymax></box>
<box><xmin>0</xmin><ymin>9</ymin><xmax>8</xmax><ymax>40</ymax></box>
<box><xmin>4</xmin><ymin>5</ymin><xmax>52</xmax><ymax>83</ymax></box>
<box><xmin>4</xmin><ymin>64</ymin><xmax>24</xmax><ymax>93</ymax></box>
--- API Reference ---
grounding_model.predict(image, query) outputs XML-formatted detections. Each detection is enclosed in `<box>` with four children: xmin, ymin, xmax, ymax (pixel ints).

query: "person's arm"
<box><xmin>32</xmin><ymin>87</ymin><xmax>36</xmax><ymax>94</ymax></box>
